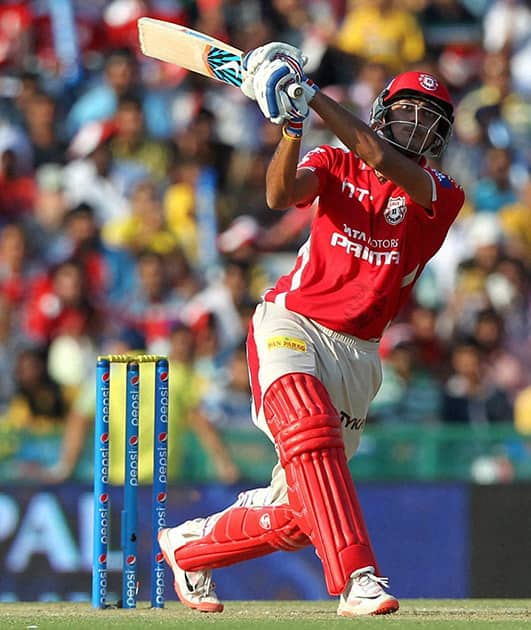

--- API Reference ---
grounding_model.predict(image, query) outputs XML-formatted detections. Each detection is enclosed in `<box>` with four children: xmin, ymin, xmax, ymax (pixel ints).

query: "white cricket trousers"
<box><xmin>239</xmin><ymin>300</ymin><xmax>383</xmax><ymax>507</ymax></box>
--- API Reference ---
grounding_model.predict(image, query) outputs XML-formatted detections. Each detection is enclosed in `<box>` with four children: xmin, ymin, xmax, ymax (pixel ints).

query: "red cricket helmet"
<box><xmin>370</xmin><ymin>71</ymin><xmax>454</xmax><ymax>158</ymax></box>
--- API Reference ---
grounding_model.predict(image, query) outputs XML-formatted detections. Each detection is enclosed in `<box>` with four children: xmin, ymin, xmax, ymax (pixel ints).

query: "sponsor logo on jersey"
<box><xmin>384</xmin><ymin>196</ymin><xmax>407</xmax><ymax>225</ymax></box>
<box><xmin>342</xmin><ymin>224</ymin><xmax>400</xmax><ymax>248</ymax></box>
<box><xmin>267</xmin><ymin>336</ymin><xmax>307</xmax><ymax>352</ymax></box>
<box><xmin>341</xmin><ymin>178</ymin><xmax>372</xmax><ymax>202</ymax></box>
<box><xmin>331</xmin><ymin>233</ymin><xmax>400</xmax><ymax>265</ymax></box>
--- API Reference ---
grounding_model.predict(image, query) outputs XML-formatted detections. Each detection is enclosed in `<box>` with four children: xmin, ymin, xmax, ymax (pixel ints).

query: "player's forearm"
<box><xmin>310</xmin><ymin>91</ymin><xmax>386</xmax><ymax>168</ymax></box>
<box><xmin>265</xmin><ymin>134</ymin><xmax>302</xmax><ymax>210</ymax></box>
<box><xmin>311</xmin><ymin>91</ymin><xmax>434</xmax><ymax>206</ymax></box>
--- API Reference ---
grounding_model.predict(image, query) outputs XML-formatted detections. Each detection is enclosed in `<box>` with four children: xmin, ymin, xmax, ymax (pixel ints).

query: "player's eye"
<box><xmin>391</xmin><ymin>102</ymin><xmax>415</xmax><ymax>114</ymax></box>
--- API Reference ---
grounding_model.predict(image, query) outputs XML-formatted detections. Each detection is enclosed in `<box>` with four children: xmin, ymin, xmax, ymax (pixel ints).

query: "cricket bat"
<box><xmin>137</xmin><ymin>17</ymin><xmax>302</xmax><ymax>96</ymax></box>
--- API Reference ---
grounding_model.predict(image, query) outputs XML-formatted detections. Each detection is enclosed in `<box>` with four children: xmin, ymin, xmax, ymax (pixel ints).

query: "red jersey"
<box><xmin>264</xmin><ymin>145</ymin><xmax>465</xmax><ymax>340</ymax></box>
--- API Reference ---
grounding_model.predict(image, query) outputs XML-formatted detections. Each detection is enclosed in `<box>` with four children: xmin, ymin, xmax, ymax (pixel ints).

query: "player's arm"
<box><xmin>265</xmin><ymin>134</ymin><xmax>319</xmax><ymax>210</ymax></box>
<box><xmin>242</xmin><ymin>46</ymin><xmax>320</xmax><ymax>210</ymax></box>
<box><xmin>241</xmin><ymin>44</ymin><xmax>432</xmax><ymax>209</ymax></box>
<box><xmin>310</xmin><ymin>91</ymin><xmax>433</xmax><ymax>208</ymax></box>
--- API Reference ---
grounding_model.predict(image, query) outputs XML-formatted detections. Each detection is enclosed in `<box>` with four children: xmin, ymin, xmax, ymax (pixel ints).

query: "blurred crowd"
<box><xmin>0</xmin><ymin>0</ymin><xmax>530</xmax><ymax>483</ymax></box>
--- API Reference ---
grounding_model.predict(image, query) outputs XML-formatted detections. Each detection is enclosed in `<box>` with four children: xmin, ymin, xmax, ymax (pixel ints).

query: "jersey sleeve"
<box><xmin>416</xmin><ymin>167</ymin><xmax>465</xmax><ymax>256</ymax></box>
<box><xmin>425</xmin><ymin>167</ymin><xmax>465</xmax><ymax>230</ymax></box>
<box><xmin>295</xmin><ymin>145</ymin><xmax>338</xmax><ymax>208</ymax></box>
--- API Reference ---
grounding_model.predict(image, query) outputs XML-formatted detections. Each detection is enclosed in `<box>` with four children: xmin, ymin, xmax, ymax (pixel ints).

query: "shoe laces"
<box><xmin>185</xmin><ymin>570</ymin><xmax>216</xmax><ymax>598</ymax></box>
<box><xmin>353</xmin><ymin>571</ymin><xmax>389</xmax><ymax>596</ymax></box>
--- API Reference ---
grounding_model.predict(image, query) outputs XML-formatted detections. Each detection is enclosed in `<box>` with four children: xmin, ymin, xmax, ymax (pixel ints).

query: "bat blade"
<box><xmin>138</xmin><ymin>17</ymin><xmax>244</xmax><ymax>87</ymax></box>
<box><xmin>137</xmin><ymin>17</ymin><xmax>304</xmax><ymax>98</ymax></box>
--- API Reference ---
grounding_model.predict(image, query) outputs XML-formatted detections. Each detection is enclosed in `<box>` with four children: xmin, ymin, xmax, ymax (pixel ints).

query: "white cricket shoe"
<box><xmin>158</xmin><ymin>525</ymin><xmax>224</xmax><ymax>613</ymax></box>
<box><xmin>337</xmin><ymin>566</ymin><xmax>399</xmax><ymax>617</ymax></box>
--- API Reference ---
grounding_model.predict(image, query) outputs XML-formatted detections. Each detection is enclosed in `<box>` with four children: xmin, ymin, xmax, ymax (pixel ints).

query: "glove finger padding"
<box><xmin>243</xmin><ymin>42</ymin><xmax>306</xmax><ymax>75</ymax></box>
<box><xmin>254</xmin><ymin>59</ymin><xmax>302</xmax><ymax>124</ymax></box>
<box><xmin>241</xmin><ymin>42</ymin><xmax>307</xmax><ymax>101</ymax></box>
<box><xmin>253</xmin><ymin>59</ymin><xmax>319</xmax><ymax>124</ymax></box>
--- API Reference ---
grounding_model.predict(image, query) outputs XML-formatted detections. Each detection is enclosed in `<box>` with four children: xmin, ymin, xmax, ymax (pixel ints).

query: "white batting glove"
<box><xmin>241</xmin><ymin>42</ymin><xmax>307</xmax><ymax>101</ymax></box>
<box><xmin>253</xmin><ymin>57</ymin><xmax>319</xmax><ymax>125</ymax></box>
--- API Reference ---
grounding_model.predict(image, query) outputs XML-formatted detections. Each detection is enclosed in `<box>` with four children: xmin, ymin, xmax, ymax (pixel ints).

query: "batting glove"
<box><xmin>252</xmin><ymin>57</ymin><xmax>319</xmax><ymax>125</ymax></box>
<box><xmin>283</xmin><ymin>117</ymin><xmax>305</xmax><ymax>139</ymax></box>
<box><xmin>241</xmin><ymin>42</ymin><xmax>307</xmax><ymax>101</ymax></box>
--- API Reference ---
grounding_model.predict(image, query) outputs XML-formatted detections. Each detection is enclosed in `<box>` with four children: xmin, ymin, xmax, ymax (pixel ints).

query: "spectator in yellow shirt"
<box><xmin>336</xmin><ymin>0</ymin><xmax>425</xmax><ymax>73</ymax></box>
<box><xmin>110</xmin><ymin>92</ymin><xmax>171</xmax><ymax>185</ymax></box>
<box><xmin>103</xmin><ymin>179</ymin><xmax>178</xmax><ymax>255</ymax></box>
<box><xmin>499</xmin><ymin>178</ymin><xmax>531</xmax><ymax>265</ymax></box>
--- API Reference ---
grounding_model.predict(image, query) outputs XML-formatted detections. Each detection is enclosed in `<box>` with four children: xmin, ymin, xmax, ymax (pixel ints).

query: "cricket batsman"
<box><xmin>158</xmin><ymin>42</ymin><xmax>465</xmax><ymax>617</ymax></box>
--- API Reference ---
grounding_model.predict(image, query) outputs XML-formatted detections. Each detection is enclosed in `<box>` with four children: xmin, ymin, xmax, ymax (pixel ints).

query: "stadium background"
<box><xmin>0</xmin><ymin>0</ymin><xmax>529</xmax><ymax>603</ymax></box>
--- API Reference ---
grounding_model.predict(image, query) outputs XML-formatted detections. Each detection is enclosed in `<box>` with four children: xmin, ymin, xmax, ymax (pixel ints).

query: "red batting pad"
<box><xmin>174</xmin><ymin>505</ymin><xmax>310</xmax><ymax>571</ymax></box>
<box><xmin>263</xmin><ymin>372</ymin><xmax>377</xmax><ymax>595</ymax></box>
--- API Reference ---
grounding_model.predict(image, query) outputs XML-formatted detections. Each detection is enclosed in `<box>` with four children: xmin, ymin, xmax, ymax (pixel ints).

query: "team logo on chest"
<box><xmin>384</xmin><ymin>196</ymin><xmax>407</xmax><ymax>225</ymax></box>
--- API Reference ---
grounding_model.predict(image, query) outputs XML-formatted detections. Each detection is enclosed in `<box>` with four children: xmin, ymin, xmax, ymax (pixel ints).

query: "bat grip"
<box><xmin>287</xmin><ymin>83</ymin><xmax>303</xmax><ymax>98</ymax></box>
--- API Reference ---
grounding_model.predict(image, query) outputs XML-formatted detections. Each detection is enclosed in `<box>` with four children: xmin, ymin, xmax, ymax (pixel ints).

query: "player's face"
<box><xmin>387</xmin><ymin>98</ymin><xmax>441</xmax><ymax>155</ymax></box>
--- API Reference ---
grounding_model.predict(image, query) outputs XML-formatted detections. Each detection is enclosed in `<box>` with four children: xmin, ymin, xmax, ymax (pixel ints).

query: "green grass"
<box><xmin>1</xmin><ymin>600</ymin><xmax>530</xmax><ymax>629</ymax></box>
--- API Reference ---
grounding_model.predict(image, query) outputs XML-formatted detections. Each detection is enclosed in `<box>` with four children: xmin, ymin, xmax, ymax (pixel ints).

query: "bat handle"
<box><xmin>287</xmin><ymin>83</ymin><xmax>303</xmax><ymax>99</ymax></box>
